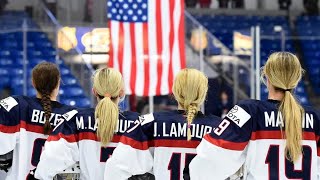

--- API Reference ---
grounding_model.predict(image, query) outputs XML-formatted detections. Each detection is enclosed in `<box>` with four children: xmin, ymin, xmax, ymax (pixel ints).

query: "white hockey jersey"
<box><xmin>190</xmin><ymin>99</ymin><xmax>320</xmax><ymax>180</ymax></box>
<box><xmin>34</xmin><ymin>108</ymin><xmax>140</xmax><ymax>180</ymax></box>
<box><xmin>0</xmin><ymin>170</ymin><xmax>6</xmax><ymax>179</ymax></box>
<box><xmin>0</xmin><ymin>96</ymin><xmax>74</xmax><ymax>180</ymax></box>
<box><xmin>104</xmin><ymin>110</ymin><xmax>221</xmax><ymax>180</ymax></box>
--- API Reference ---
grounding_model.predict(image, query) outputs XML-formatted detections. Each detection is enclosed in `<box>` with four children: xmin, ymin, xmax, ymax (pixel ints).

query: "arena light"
<box><xmin>273</xmin><ymin>25</ymin><xmax>283</xmax><ymax>32</ymax></box>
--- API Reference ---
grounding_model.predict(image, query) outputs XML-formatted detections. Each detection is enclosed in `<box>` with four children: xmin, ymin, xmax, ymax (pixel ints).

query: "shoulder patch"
<box><xmin>225</xmin><ymin>105</ymin><xmax>251</xmax><ymax>128</ymax></box>
<box><xmin>62</xmin><ymin>110</ymin><xmax>78</xmax><ymax>121</ymax></box>
<box><xmin>0</xmin><ymin>97</ymin><xmax>18</xmax><ymax>112</ymax></box>
<box><xmin>141</xmin><ymin>113</ymin><xmax>155</xmax><ymax>126</ymax></box>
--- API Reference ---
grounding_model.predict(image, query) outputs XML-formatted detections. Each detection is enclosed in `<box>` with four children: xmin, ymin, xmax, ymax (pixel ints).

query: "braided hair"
<box><xmin>32</xmin><ymin>62</ymin><xmax>60</xmax><ymax>135</ymax></box>
<box><xmin>172</xmin><ymin>69</ymin><xmax>208</xmax><ymax>141</ymax></box>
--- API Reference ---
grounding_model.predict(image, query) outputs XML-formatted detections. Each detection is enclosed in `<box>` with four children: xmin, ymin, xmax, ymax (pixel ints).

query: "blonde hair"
<box><xmin>172</xmin><ymin>69</ymin><xmax>208</xmax><ymax>141</ymax></box>
<box><xmin>93</xmin><ymin>68</ymin><xmax>123</xmax><ymax>145</ymax></box>
<box><xmin>262</xmin><ymin>52</ymin><xmax>304</xmax><ymax>162</ymax></box>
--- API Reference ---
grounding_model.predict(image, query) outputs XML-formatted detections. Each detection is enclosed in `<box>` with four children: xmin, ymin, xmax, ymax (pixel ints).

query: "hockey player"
<box><xmin>0</xmin><ymin>62</ymin><xmax>74</xmax><ymax>180</ymax></box>
<box><xmin>32</xmin><ymin>67</ymin><xmax>142</xmax><ymax>180</ymax></box>
<box><xmin>104</xmin><ymin>68</ymin><xmax>221</xmax><ymax>180</ymax></box>
<box><xmin>189</xmin><ymin>52</ymin><xmax>320</xmax><ymax>179</ymax></box>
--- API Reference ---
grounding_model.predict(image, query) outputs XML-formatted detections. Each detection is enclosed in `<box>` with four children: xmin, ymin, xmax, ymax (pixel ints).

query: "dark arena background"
<box><xmin>0</xmin><ymin>0</ymin><xmax>320</xmax><ymax>178</ymax></box>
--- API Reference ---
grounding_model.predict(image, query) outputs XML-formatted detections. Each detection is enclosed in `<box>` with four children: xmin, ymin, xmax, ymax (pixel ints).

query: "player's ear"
<box><xmin>119</xmin><ymin>89</ymin><xmax>125</xmax><ymax>98</ymax></box>
<box><xmin>92</xmin><ymin>88</ymin><xmax>98</xmax><ymax>97</ymax></box>
<box><xmin>31</xmin><ymin>78</ymin><xmax>35</xmax><ymax>88</ymax></box>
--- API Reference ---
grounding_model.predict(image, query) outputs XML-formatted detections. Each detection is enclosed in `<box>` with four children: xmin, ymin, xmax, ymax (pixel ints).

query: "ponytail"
<box><xmin>40</xmin><ymin>92</ymin><xmax>52</xmax><ymax>135</ymax></box>
<box><xmin>187</xmin><ymin>104</ymin><xmax>197</xmax><ymax>141</ymax></box>
<box><xmin>93</xmin><ymin>68</ymin><xmax>123</xmax><ymax>145</ymax></box>
<box><xmin>31</xmin><ymin>62</ymin><xmax>60</xmax><ymax>135</ymax></box>
<box><xmin>280</xmin><ymin>91</ymin><xmax>304</xmax><ymax>162</ymax></box>
<box><xmin>95</xmin><ymin>97</ymin><xmax>119</xmax><ymax>145</ymax></box>
<box><xmin>263</xmin><ymin>52</ymin><xmax>305</xmax><ymax>162</ymax></box>
<box><xmin>172</xmin><ymin>69</ymin><xmax>208</xmax><ymax>141</ymax></box>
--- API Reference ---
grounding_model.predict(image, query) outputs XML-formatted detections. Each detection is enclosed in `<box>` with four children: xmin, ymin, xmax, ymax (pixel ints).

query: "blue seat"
<box><xmin>60</xmin><ymin>97</ymin><xmax>91</xmax><ymax>108</ymax></box>
<box><xmin>0</xmin><ymin>59</ymin><xmax>13</xmax><ymax>66</ymax></box>
<box><xmin>0</xmin><ymin>50</ymin><xmax>10</xmax><ymax>58</ymax></box>
<box><xmin>61</xmin><ymin>75</ymin><xmax>77</xmax><ymax>86</ymax></box>
<box><xmin>27</xmin><ymin>88</ymin><xmax>37</xmax><ymax>97</ymax></box>
<box><xmin>60</xmin><ymin>86</ymin><xmax>84</xmax><ymax>97</ymax></box>
<box><xmin>27</xmin><ymin>51</ymin><xmax>42</xmax><ymax>58</ymax></box>
<box><xmin>60</xmin><ymin>66</ymin><xmax>71</xmax><ymax>76</ymax></box>
<box><xmin>10</xmin><ymin>68</ymin><xmax>24</xmax><ymax>76</ymax></box>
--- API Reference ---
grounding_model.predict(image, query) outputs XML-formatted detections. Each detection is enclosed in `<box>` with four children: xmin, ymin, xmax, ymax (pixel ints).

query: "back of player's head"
<box><xmin>32</xmin><ymin>62</ymin><xmax>60</xmax><ymax>135</ymax></box>
<box><xmin>263</xmin><ymin>52</ymin><xmax>304</xmax><ymax>162</ymax></box>
<box><xmin>93</xmin><ymin>67</ymin><xmax>124</xmax><ymax>145</ymax></box>
<box><xmin>172</xmin><ymin>68</ymin><xmax>208</xmax><ymax>141</ymax></box>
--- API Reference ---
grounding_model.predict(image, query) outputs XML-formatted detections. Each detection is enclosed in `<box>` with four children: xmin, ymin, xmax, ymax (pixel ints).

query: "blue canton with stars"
<box><xmin>107</xmin><ymin>0</ymin><xmax>148</xmax><ymax>22</ymax></box>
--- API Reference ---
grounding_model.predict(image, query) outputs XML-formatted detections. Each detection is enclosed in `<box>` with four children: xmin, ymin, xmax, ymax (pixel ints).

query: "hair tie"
<box><xmin>104</xmin><ymin>92</ymin><xmax>111</xmax><ymax>98</ymax></box>
<box><xmin>284</xmin><ymin>89</ymin><xmax>292</xmax><ymax>92</ymax></box>
<box><xmin>187</xmin><ymin>123</ymin><xmax>191</xmax><ymax>128</ymax></box>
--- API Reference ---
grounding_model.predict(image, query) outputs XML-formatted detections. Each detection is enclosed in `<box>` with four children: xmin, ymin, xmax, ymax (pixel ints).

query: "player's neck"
<box><xmin>177</xmin><ymin>105</ymin><xmax>185</xmax><ymax>111</ymax></box>
<box><xmin>268</xmin><ymin>89</ymin><xmax>285</xmax><ymax>101</ymax></box>
<box><xmin>36</xmin><ymin>93</ymin><xmax>57</xmax><ymax>101</ymax></box>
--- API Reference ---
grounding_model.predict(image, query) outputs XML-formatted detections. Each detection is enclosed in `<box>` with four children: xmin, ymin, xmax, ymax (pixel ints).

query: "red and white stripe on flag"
<box><xmin>107</xmin><ymin>0</ymin><xmax>186</xmax><ymax>96</ymax></box>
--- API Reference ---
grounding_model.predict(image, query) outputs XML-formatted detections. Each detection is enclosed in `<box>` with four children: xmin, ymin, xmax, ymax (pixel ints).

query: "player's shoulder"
<box><xmin>237</xmin><ymin>99</ymin><xmax>279</xmax><ymax>113</ymax></box>
<box><xmin>191</xmin><ymin>113</ymin><xmax>221</xmax><ymax>129</ymax></box>
<box><xmin>303</xmin><ymin>105</ymin><xmax>319</xmax><ymax>114</ymax></box>
<box><xmin>152</xmin><ymin>110</ymin><xmax>182</xmax><ymax>120</ymax></box>
<box><xmin>120</xmin><ymin>111</ymin><xmax>140</xmax><ymax>120</ymax></box>
<box><xmin>303</xmin><ymin>105</ymin><xmax>320</xmax><ymax>122</ymax></box>
<box><xmin>237</xmin><ymin>99</ymin><xmax>261</xmax><ymax>109</ymax></box>
<box><xmin>63</xmin><ymin>107</ymin><xmax>94</xmax><ymax>121</ymax></box>
<box><xmin>0</xmin><ymin>95</ymin><xmax>23</xmax><ymax>112</ymax></box>
<box><xmin>203</xmin><ymin>114</ymin><xmax>221</xmax><ymax>121</ymax></box>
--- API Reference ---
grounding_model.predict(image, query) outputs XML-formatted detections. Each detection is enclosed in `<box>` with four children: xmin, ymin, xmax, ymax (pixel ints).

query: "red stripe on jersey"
<box><xmin>79</xmin><ymin>132</ymin><xmax>121</xmax><ymax>142</ymax></box>
<box><xmin>0</xmin><ymin>124</ymin><xmax>19</xmax><ymax>133</ymax></box>
<box><xmin>121</xmin><ymin>137</ymin><xmax>201</xmax><ymax>150</ymax></box>
<box><xmin>48</xmin><ymin>132</ymin><xmax>122</xmax><ymax>143</ymax></box>
<box><xmin>20</xmin><ymin>121</ymin><xmax>44</xmax><ymax>134</ymax></box>
<box><xmin>204</xmin><ymin>134</ymin><xmax>248</xmax><ymax>151</ymax></box>
<box><xmin>47</xmin><ymin>133</ymin><xmax>77</xmax><ymax>142</ymax></box>
<box><xmin>251</xmin><ymin>131</ymin><xmax>316</xmax><ymax>141</ymax></box>
<box><xmin>150</xmin><ymin>139</ymin><xmax>200</xmax><ymax>148</ymax></box>
<box><xmin>120</xmin><ymin>136</ymin><xmax>149</xmax><ymax>150</ymax></box>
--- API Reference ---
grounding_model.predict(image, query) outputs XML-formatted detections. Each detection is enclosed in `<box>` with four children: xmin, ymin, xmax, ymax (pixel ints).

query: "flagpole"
<box><xmin>149</xmin><ymin>96</ymin><xmax>154</xmax><ymax>113</ymax></box>
<box><xmin>250</xmin><ymin>26</ymin><xmax>255</xmax><ymax>99</ymax></box>
<box><xmin>255</xmin><ymin>26</ymin><xmax>261</xmax><ymax>100</ymax></box>
<box><xmin>199</xmin><ymin>26</ymin><xmax>205</xmax><ymax>114</ymax></box>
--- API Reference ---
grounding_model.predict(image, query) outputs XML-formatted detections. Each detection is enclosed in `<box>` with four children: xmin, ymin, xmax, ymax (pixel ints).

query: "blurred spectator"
<box><xmin>304</xmin><ymin>0</ymin><xmax>319</xmax><ymax>15</ymax></box>
<box><xmin>0</xmin><ymin>0</ymin><xmax>7</xmax><ymax>14</ymax></box>
<box><xmin>199</xmin><ymin>0</ymin><xmax>212</xmax><ymax>8</ymax></box>
<box><xmin>185</xmin><ymin>0</ymin><xmax>197</xmax><ymax>8</ymax></box>
<box><xmin>278</xmin><ymin>0</ymin><xmax>291</xmax><ymax>10</ymax></box>
<box><xmin>84</xmin><ymin>0</ymin><xmax>93</xmax><ymax>22</ymax></box>
<box><xmin>218</xmin><ymin>0</ymin><xmax>229</xmax><ymax>8</ymax></box>
<box><xmin>218</xmin><ymin>91</ymin><xmax>233</xmax><ymax>118</ymax></box>
<box><xmin>231</xmin><ymin>0</ymin><xmax>244</xmax><ymax>8</ymax></box>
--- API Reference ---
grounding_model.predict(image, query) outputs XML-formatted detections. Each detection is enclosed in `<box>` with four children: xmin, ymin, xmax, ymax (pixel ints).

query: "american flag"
<box><xmin>107</xmin><ymin>0</ymin><xmax>186</xmax><ymax>96</ymax></box>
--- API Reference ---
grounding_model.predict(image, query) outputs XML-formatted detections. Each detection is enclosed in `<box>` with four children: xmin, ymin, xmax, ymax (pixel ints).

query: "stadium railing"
<box><xmin>184</xmin><ymin>11</ymin><xmax>251</xmax><ymax>105</ymax></box>
<box><xmin>33</xmin><ymin>1</ymin><xmax>96</xmax><ymax>106</ymax></box>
